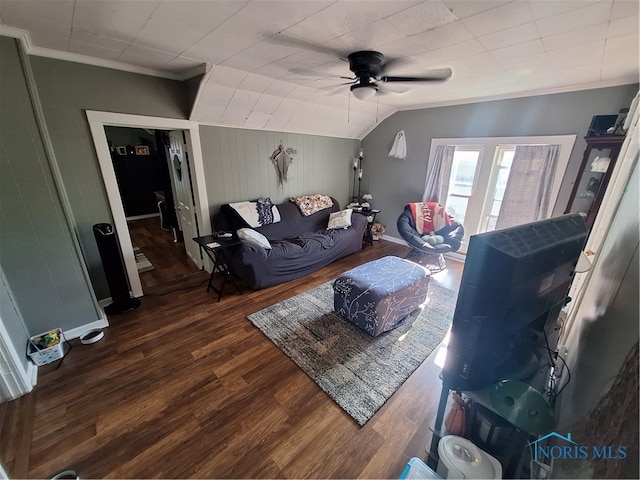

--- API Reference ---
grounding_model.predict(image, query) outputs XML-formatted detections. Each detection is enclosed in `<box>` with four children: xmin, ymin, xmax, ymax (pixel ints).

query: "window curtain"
<box><xmin>422</xmin><ymin>145</ymin><xmax>455</xmax><ymax>202</ymax></box>
<box><xmin>495</xmin><ymin>144</ymin><xmax>560</xmax><ymax>230</ymax></box>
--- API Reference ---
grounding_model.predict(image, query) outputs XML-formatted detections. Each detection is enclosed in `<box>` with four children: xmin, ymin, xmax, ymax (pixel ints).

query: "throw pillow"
<box><xmin>328</xmin><ymin>209</ymin><xmax>353</xmax><ymax>230</ymax></box>
<box><xmin>237</xmin><ymin>228</ymin><xmax>272</xmax><ymax>250</ymax></box>
<box><xmin>290</xmin><ymin>194</ymin><xmax>334</xmax><ymax>216</ymax></box>
<box><xmin>422</xmin><ymin>234</ymin><xmax>445</xmax><ymax>246</ymax></box>
<box><xmin>255</xmin><ymin>197</ymin><xmax>281</xmax><ymax>225</ymax></box>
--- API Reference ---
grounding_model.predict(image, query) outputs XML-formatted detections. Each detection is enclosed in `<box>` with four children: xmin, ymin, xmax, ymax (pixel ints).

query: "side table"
<box><xmin>193</xmin><ymin>235</ymin><xmax>243</xmax><ymax>302</ymax></box>
<box><xmin>354</xmin><ymin>209</ymin><xmax>380</xmax><ymax>249</ymax></box>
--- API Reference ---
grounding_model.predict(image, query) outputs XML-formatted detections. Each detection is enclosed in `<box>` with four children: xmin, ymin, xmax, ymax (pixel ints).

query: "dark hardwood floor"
<box><xmin>128</xmin><ymin>216</ymin><xmax>201</xmax><ymax>292</ymax></box>
<box><xmin>0</xmin><ymin>240</ymin><xmax>463</xmax><ymax>479</ymax></box>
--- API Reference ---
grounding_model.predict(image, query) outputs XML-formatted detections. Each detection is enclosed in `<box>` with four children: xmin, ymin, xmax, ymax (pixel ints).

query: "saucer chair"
<box><xmin>397</xmin><ymin>202</ymin><xmax>465</xmax><ymax>273</ymax></box>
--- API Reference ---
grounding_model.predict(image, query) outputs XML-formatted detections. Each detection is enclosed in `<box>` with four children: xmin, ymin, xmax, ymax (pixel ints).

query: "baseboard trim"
<box><xmin>98</xmin><ymin>297</ymin><xmax>112</xmax><ymax>308</ymax></box>
<box><xmin>64</xmin><ymin>316</ymin><xmax>109</xmax><ymax>341</ymax></box>
<box><xmin>381</xmin><ymin>235</ymin><xmax>406</xmax><ymax>245</ymax></box>
<box><xmin>126</xmin><ymin>213</ymin><xmax>160</xmax><ymax>221</ymax></box>
<box><xmin>62</xmin><ymin>301</ymin><xmax>110</xmax><ymax>341</ymax></box>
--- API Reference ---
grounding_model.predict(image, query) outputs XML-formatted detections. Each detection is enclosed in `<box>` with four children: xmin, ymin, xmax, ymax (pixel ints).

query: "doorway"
<box><xmin>104</xmin><ymin>126</ymin><xmax>201</xmax><ymax>291</ymax></box>
<box><xmin>87</xmin><ymin>111</ymin><xmax>211</xmax><ymax>298</ymax></box>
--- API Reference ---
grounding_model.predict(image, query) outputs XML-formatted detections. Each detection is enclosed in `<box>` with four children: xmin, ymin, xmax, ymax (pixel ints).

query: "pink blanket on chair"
<box><xmin>408</xmin><ymin>202</ymin><xmax>451</xmax><ymax>235</ymax></box>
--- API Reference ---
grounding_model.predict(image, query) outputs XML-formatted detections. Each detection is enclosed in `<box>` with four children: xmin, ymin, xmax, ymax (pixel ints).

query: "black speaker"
<box><xmin>93</xmin><ymin>223</ymin><xmax>141</xmax><ymax>314</ymax></box>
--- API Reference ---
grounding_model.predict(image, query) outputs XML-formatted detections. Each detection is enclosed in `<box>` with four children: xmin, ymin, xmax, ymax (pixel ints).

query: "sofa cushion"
<box><xmin>328</xmin><ymin>209</ymin><xmax>353</xmax><ymax>229</ymax></box>
<box><xmin>237</xmin><ymin>228</ymin><xmax>272</xmax><ymax>249</ymax></box>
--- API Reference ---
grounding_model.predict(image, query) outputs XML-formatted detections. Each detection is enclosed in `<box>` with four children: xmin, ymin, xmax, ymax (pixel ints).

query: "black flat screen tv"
<box><xmin>442</xmin><ymin>214</ymin><xmax>588</xmax><ymax>393</ymax></box>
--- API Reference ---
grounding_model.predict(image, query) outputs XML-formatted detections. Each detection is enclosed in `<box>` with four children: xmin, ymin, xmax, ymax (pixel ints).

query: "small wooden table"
<box><xmin>193</xmin><ymin>235</ymin><xmax>243</xmax><ymax>302</ymax></box>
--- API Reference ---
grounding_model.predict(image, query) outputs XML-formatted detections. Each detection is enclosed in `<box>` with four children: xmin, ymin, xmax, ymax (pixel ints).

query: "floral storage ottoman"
<box><xmin>332</xmin><ymin>256</ymin><xmax>431</xmax><ymax>336</ymax></box>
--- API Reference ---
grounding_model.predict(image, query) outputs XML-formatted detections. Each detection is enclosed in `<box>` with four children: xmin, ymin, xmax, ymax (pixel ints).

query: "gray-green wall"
<box><xmin>8</xmin><ymin>45</ymin><xmax>357</xmax><ymax>300</ymax></box>
<box><xmin>362</xmin><ymin>85</ymin><xmax>638</xmax><ymax>237</ymax></box>
<box><xmin>29</xmin><ymin>55</ymin><xmax>190</xmax><ymax>299</ymax></box>
<box><xmin>0</xmin><ymin>37</ymin><xmax>101</xmax><ymax>335</ymax></box>
<box><xmin>199</xmin><ymin>125</ymin><xmax>359</xmax><ymax>215</ymax></box>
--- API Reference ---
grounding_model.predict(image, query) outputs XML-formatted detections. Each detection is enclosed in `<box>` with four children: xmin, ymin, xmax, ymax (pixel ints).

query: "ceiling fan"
<box><xmin>266</xmin><ymin>34</ymin><xmax>452</xmax><ymax>100</ymax></box>
<box><xmin>343</xmin><ymin>50</ymin><xmax>452</xmax><ymax>100</ymax></box>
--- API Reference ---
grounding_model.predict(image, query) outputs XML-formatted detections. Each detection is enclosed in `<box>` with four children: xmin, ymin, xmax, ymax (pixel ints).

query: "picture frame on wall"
<box><xmin>135</xmin><ymin>145</ymin><xmax>150</xmax><ymax>155</ymax></box>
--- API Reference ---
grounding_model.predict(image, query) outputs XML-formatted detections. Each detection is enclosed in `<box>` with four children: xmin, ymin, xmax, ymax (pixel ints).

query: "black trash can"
<box><xmin>93</xmin><ymin>223</ymin><xmax>141</xmax><ymax>314</ymax></box>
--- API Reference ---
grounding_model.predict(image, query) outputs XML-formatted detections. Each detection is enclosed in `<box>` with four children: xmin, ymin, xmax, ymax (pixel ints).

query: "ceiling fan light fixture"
<box><xmin>350</xmin><ymin>83</ymin><xmax>378</xmax><ymax>100</ymax></box>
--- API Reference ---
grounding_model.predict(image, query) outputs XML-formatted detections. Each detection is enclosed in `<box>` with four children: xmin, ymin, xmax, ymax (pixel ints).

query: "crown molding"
<box><xmin>194</xmin><ymin>118</ymin><xmax>361</xmax><ymax>140</ymax></box>
<box><xmin>400</xmin><ymin>80</ymin><xmax>639</xmax><ymax>112</ymax></box>
<box><xmin>0</xmin><ymin>25</ymin><xmax>31</xmax><ymax>49</ymax></box>
<box><xmin>28</xmin><ymin>45</ymin><xmax>184</xmax><ymax>80</ymax></box>
<box><xmin>0</xmin><ymin>25</ymin><xmax>27</xmax><ymax>39</ymax></box>
<box><xmin>0</xmin><ymin>26</ymin><xmax>206</xmax><ymax>82</ymax></box>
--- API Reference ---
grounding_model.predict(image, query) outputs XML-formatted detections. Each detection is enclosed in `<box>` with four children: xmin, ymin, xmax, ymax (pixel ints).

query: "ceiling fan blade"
<box><xmin>288</xmin><ymin>68</ymin><xmax>327</xmax><ymax>76</ymax></box>
<box><xmin>376</xmin><ymin>86</ymin><xmax>394</xmax><ymax>96</ymax></box>
<box><xmin>378</xmin><ymin>83</ymin><xmax>410</xmax><ymax>96</ymax></box>
<box><xmin>265</xmin><ymin>33</ymin><xmax>347</xmax><ymax>59</ymax></box>
<box><xmin>381</xmin><ymin>68</ymin><xmax>453</xmax><ymax>83</ymax></box>
<box><xmin>287</xmin><ymin>68</ymin><xmax>356</xmax><ymax>85</ymax></box>
<box><xmin>311</xmin><ymin>78</ymin><xmax>357</xmax><ymax>91</ymax></box>
<box><xmin>380</xmin><ymin>56</ymin><xmax>411</xmax><ymax>75</ymax></box>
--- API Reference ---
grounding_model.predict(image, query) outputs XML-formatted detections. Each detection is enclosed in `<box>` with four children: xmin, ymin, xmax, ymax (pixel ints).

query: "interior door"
<box><xmin>168</xmin><ymin>131</ymin><xmax>202</xmax><ymax>269</ymax></box>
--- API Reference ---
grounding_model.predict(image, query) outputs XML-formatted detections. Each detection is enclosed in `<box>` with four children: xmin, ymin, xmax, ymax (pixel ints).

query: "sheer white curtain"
<box><xmin>495</xmin><ymin>144</ymin><xmax>560</xmax><ymax>230</ymax></box>
<box><xmin>422</xmin><ymin>145</ymin><xmax>455</xmax><ymax>202</ymax></box>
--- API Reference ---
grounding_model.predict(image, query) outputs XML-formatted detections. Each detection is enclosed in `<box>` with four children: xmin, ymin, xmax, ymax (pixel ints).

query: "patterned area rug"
<box><xmin>247</xmin><ymin>280</ymin><xmax>456</xmax><ymax>425</ymax></box>
<box><xmin>133</xmin><ymin>247</ymin><xmax>154</xmax><ymax>273</ymax></box>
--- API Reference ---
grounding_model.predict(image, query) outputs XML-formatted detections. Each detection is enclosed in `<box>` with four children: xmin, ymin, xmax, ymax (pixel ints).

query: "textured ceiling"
<box><xmin>1</xmin><ymin>0</ymin><xmax>638</xmax><ymax>139</ymax></box>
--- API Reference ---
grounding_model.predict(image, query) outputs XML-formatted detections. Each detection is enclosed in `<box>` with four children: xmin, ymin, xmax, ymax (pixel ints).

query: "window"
<box><xmin>483</xmin><ymin>146</ymin><xmax>515</xmax><ymax>232</ymax></box>
<box><xmin>444</xmin><ymin>147</ymin><xmax>482</xmax><ymax>225</ymax></box>
<box><xmin>427</xmin><ymin>136</ymin><xmax>576</xmax><ymax>254</ymax></box>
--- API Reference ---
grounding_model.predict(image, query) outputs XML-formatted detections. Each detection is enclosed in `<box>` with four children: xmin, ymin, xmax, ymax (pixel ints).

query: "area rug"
<box><xmin>133</xmin><ymin>247</ymin><xmax>154</xmax><ymax>273</ymax></box>
<box><xmin>247</xmin><ymin>280</ymin><xmax>457</xmax><ymax>425</ymax></box>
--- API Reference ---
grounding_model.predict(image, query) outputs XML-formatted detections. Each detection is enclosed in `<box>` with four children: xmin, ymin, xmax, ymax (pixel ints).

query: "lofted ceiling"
<box><xmin>1</xmin><ymin>0</ymin><xmax>638</xmax><ymax>139</ymax></box>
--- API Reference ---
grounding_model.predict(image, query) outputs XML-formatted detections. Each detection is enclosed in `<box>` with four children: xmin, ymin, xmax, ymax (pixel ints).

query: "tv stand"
<box><xmin>427</xmin><ymin>381</ymin><xmax>537</xmax><ymax>478</ymax></box>
<box><xmin>425</xmin><ymin>378</ymin><xmax>453</xmax><ymax>470</ymax></box>
<box><xmin>427</xmin><ymin>356</ymin><xmax>561</xmax><ymax>478</ymax></box>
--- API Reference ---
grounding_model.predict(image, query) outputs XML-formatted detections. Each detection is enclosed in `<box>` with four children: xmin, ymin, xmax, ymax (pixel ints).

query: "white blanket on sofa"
<box><xmin>229</xmin><ymin>201</ymin><xmax>281</xmax><ymax>228</ymax></box>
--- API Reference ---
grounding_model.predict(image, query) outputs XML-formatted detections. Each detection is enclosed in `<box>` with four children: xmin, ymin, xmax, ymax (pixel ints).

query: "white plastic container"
<box><xmin>399</xmin><ymin>457</ymin><xmax>441</xmax><ymax>479</ymax></box>
<box><xmin>27</xmin><ymin>328</ymin><xmax>64</xmax><ymax>366</ymax></box>
<box><xmin>437</xmin><ymin>435</ymin><xmax>502</xmax><ymax>479</ymax></box>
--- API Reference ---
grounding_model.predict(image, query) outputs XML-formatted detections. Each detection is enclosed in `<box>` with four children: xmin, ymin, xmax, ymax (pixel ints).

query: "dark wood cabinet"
<box><xmin>565</xmin><ymin>135</ymin><xmax>625</xmax><ymax>228</ymax></box>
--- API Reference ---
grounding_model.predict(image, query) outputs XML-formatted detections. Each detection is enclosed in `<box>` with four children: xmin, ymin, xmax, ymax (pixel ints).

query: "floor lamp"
<box><xmin>351</xmin><ymin>148</ymin><xmax>363</xmax><ymax>203</ymax></box>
